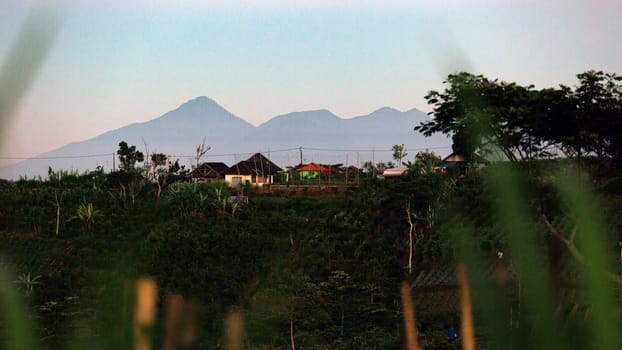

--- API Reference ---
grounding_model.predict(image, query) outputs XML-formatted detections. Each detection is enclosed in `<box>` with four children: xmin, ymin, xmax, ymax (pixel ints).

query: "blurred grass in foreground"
<box><xmin>0</xmin><ymin>6</ymin><xmax>63</xmax><ymax>144</ymax></box>
<box><xmin>439</xmin><ymin>165</ymin><xmax>622</xmax><ymax>349</ymax></box>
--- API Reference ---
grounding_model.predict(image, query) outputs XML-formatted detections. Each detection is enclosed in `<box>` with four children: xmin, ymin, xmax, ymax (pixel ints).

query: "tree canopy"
<box><xmin>415</xmin><ymin>71</ymin><xmax>622</xmax><ymax>169</ymax></box>
<box><xmin>116</xmin><ymin>141</ymin><xmax>144</xmax><ymax>172</ymax></box>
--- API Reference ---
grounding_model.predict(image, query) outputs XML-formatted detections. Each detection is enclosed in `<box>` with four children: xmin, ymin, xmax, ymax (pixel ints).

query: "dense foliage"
<box><xmin>0</xmin><ymin>163</ymin><xmax>471</xmax><ymax>348</ymax></box>
<box><xmin>416</xmin><ymin>70</ymin><xmax>622</xmax><ymax>170</ymax></box>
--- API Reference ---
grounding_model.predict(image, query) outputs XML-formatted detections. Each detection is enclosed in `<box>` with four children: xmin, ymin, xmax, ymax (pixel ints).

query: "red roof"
<box><xmin>299</xmin><ymin>163</ymin><xmax>330</xmax><ymax>173</ymax></box>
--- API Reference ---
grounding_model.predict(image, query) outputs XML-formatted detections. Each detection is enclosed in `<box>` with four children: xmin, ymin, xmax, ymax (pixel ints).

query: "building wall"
<box><xmin>225</xmin><ymin>174</ymin><xmax>252</xmax><ymax>187</ymax></box>
<box><xmin>224</xmin><ymin>174</ymin><xmax>273</xmax><ymax>187</ymax></box>
<box><xmin>300</xmin><ymin>170</ymin><xmax>319</xmax><ymax>179</ymax></box>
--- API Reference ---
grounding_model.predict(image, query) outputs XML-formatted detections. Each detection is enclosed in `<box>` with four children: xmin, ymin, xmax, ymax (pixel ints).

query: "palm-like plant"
<box><xmin>75</xmin><ymin>201</ymin><xmax>101</xmax><ymax>233</ymax></box>
<box><xmin>230</xmin><ymin>201</ymin><xmax>240</xmax><ymax>217</ymax></box>
<box><xmin>213</xmin><ymin>183</ymin><xmax>228</xmax><ymax>214</ymax></box>
<box><xmin>13</xmin><ymin>273</ymin><xmax>41</xmax><ymax>295</ymax></box>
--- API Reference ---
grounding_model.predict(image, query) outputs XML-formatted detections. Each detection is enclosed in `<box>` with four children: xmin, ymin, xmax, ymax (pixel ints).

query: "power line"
<box><xmin>167</xmin><ymin>147</ymin><xmax>302</xmax><ymax>159</ymax></box>
<box><xmin>0</xmin><ymin>146</ymin><xmax>452</xmax><ymax>161</ymax></box>
<box><xmin>303</xmin><ymin>146</ymin><xmax>451</xmax><ymax>153</ymax></box>
<box><xmin>0</xmin><ymin>148</ymin><xmax>302</xmax><ymax>160</ymax></box>
<box><xmin>0</xmin><ymin>153</ymin><xmax>111</xmax><ymax>160</ymax></box>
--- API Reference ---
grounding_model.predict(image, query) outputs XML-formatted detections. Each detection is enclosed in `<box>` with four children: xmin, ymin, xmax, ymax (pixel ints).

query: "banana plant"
<box><xmin>213</xmin><ymin>183</ymin><xmax>228</xmax><ymax>214</ymax></box>
<box><xmin>74</xmin><ymin>200</ymin><xmax>101</xmax><ymax>233</ymax></box>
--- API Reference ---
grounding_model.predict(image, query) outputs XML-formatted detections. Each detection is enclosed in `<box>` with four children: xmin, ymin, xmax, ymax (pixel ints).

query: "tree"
<box><xmin>117</xmin><ymin>141</ymin><xmax>144</xmax><ymax>172</ymax></box>
<box><xmin>392</xmin><ymin>144</ymin><xmax>408</xmax><ymax>165</ymax></box>
<box><xmin>194</xmin><ymin>139</ymin><xmax>211</xmax><ymax>169</ymax></box>
<box><xmin>375</xmin><ymin>162</ymin><xmax>390</xmax><ymax>173</ymax></box>
<box><xmin>319</xmin><ymin>270</ymin><xmax>354</xmax><ymax>338</ymax></box>
<box><xmin>416</xmin><ymin>71</ymin><xmax>622</xmax><ymax>170</ymax></box>
<box><xmin>47</xmin><ymin>167</ymin><xmax>66</xmax><ymax>237</ymax></box>
<box><xmin>115</xmin><ymin>141</ymin><xmax>145</xmax><ymax>205</ymax></box>
<box><xmin>548</xmin><ymin>71</ymin><xmax>622</xmax><ymax>169</ymax></box>
<box><xmin>362</xmin><ymin>161</ymin><xmax>376</xmax><ymax>175</ymax></box>
<box><xmin>574</xmin><ymin>71</ymin><xmax>619</xmax><ymax>160</ymax></box>
<box><xmin>415</xmin><ymin>72</ymin><xmax>554</xmax><ymax>163</ymax></box>
<box><xmin>147</xmin><ymin>152</ymin><xmax>167</xmax><ymax>201</ymax></box>
<box><xmin>414</xmin><ymin>151</ymin><xmax>441</xmax><ymax>175</ymax></box>
<box><xmin>166</xmin><ymin>158</ymin><xmax>188</xmax><ymax>183</ymax></box>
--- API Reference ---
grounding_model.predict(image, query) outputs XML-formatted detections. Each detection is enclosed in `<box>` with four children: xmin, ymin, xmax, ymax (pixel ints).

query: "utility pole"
<box><xmin>356</xmin><ymin>152</ymin><xmax>360</xmax><ymax>185</ymax></box>
<box><xmin>345</xmin><ymin>153</ymin><xmax>349</xmax><ymax>186</ymax></box>
<box><xmin>317</xmin><ymin>153</ymin><xmax>321</xmax><ymax>185</ymax></box>
<box><xmin>112</xmin><ymin>153</ymin><xmax>115</xmax><ymax>172</ymax></box>
<box><xmin>287</xmin><ymin>154</ymin><xmax>292</xmax><ymax>185</ymax></box>
<box><xmin>299</xmin><ymin>147</ymin><xmax>303</xmax><ymax>182</ymax></box>
<box><xmin>372</xmin><ymin>146</ymin><xmax>375</xmax><ymax>177</ymax></box>
<box><xmin>372</xmin><ymin>146</ymin><xmax>375</xmax><ymax>164</ymax></box>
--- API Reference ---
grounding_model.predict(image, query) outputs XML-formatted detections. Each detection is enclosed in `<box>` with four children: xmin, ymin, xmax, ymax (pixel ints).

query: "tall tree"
<box><xmin>117</xmin><ymin>141</ymin><xmax>144</xmax><ymax>172</ymax></box>
<box><xmin>413</xmin><ymin>151</ymin><xmax>441</xmax><ymax>175</ymax></box>
<box><xmin>114</xmin><ymin>141</ymin><xmax>145</xmax><ymax>204</ymax></box>
<box><xmin>552</xmin><ymin>71</ymin><xmax>622</xmax><ymax>169</ymax></box>
<box><xmin>392</xmin><ymin>144</ymin><xmax>408</xmax><ymax>165</ymax></box>
<box><xmin>194</xmin><ymin>139</ymin><xmax>211</xmax><ymax>169</ymax></box>
<box><xmin>147</xmin><ymin>152</ymin><xmax>168</xmax><ymax>201</ymax></box>
<box><xmin>47</xmin><ymin>167</ymin><xmax>66</xmax><ymax>237</ymax></box>
<box><xmin>417</xmin><ymin>71</ymin><xmax>622</xmax><ymax>170</ymax></box>
<box><xmin>362</xmin><ymin>161</ymin><xmax>376</xmax><ymax>175</ymax></box>
<box><xmin>415</xmin><ymin>72</ymin><xmax>554</xmax><ymax>163</ymax></box>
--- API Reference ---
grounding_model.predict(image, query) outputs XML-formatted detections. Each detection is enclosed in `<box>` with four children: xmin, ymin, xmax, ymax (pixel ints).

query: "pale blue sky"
<box><xmin>1</xmin><ymin>0</ymin><xmax>621</xmax><ymax>163</ymax></box>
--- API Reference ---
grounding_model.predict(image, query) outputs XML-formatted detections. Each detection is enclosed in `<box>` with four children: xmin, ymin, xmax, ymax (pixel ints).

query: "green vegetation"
<box><xmin>417</xmin><ymin>70</ymin><xmax>622</xmax><ymax>169</ymax></box>
<box><xmin>1</xmin><ymin>71</ymin><xmax>622</xmax><ymax>349</ymax></box>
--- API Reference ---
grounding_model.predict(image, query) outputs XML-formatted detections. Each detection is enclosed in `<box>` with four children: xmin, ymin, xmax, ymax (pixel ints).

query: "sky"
<box><xmin>1</xmin><ymin>0</ymin><xmax>621</xmax><ymax>165</ymax></box>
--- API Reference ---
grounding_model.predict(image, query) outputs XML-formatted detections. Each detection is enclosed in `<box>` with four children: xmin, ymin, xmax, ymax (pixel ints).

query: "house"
<box><xmin>187</xmin><ymin>162</ymin><xmax>229</xmax><ymax>182</ymax></box>
<box><xmin>298</xmin><ymin>163</ymin><xmax>330</xmax><ymax>179</ymax></box>
<box><xmin>438</xmin><ymin>153</ymin><xmax>468</xmax><ymax>169</ymax></box>
<box><xmin>382</xmin><ymin>166</ymin><xmax>408</xmax><ymax>178</ymax></box>
<box><xmin>436</xmin><ymin>153</ymin><xmax>487</xmax><ymax>174</ymax></box>
<box><xmin>224</xmin><ymin>153</ymin><xmax>282</xmax><ymax>187</ymax></box>
<box><xmin>343</xmin><ymin>165</ymin><xmax>361</xmax><ymax>178</ymax></box>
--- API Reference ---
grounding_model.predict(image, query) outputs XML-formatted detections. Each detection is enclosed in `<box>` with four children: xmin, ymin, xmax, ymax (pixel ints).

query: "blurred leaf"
<box><xmin>558</xmin><ymin>173</ymin><xmax>621</xmax><ymax>350</ymax></box>
<box><xmin>0</xmin><ymin>7</ymin><xmax>63</xmax><ymax>142</ymax></box>
<box><xmin>0</xmin><ymin>270</ymin><xmax>39</xmax><ymax>350</ymax></box>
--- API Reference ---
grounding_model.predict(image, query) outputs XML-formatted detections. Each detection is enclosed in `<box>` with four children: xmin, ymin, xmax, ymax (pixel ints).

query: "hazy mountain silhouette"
<box><xmin>0</xmin><ymin>97</ymin><xmax>451</xmax><ymax>179</ymax></box>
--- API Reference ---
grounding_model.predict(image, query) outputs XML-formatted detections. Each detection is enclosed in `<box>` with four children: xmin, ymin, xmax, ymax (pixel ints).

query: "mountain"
<box><xmin>251</xmin><ymin>109</ymin><xmax>343</xmax><ymax>146</ymax></box>
<box><xmin>249</xmin><ymin>106</ymin><xmax>448</xmax><ymax>152</ymax></box>
<box><xmin>0</xmin><ymin>97</ymin><xmax>451</xmax><ymax>179</ymax></box>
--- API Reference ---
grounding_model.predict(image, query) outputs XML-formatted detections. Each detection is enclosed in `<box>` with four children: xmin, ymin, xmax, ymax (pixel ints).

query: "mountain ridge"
<box><xmin>0</xmin><ymin>96</ymin><xmax>451</xmax><ymax>179</ymax></box>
